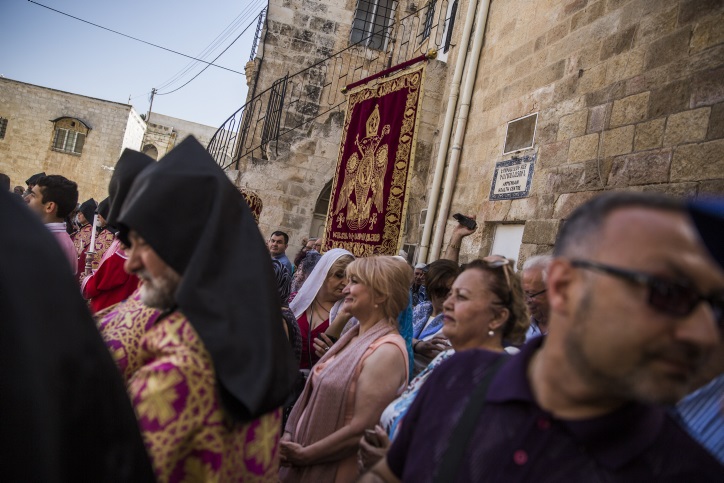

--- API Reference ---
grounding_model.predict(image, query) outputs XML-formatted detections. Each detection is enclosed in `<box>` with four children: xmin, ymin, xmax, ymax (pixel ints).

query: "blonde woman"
<box><xmin>280</xmin><ymin>256</ymin><xmax>411</xmax><ymax>482</ymax></box>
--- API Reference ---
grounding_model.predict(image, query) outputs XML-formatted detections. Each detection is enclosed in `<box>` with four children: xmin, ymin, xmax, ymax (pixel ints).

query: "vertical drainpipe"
<box><xmin>418</xmin><ymin>0</ymin><xmax>481</xmax><ymax>264</ymax></box>
<box><xmin>428</xmin><ymin>0</ymin><xmax>491</xmax><ymax>261</ymax></box>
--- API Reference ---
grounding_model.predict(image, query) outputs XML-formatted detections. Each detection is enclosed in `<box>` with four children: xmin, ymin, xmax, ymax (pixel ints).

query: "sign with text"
<box><xmin>489</xmin><ymin>155</ymin><xmax>535</xmax><ymax>200</ymax></box>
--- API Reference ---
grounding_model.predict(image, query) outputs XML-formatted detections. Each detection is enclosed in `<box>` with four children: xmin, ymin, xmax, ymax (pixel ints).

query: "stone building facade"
<box><xmin>0</xmin><ymin>77</ymin><xmax>145</xmax><ymax>201</ymax></box>
<box><xmin>218</xmin><ymin>0</ymin><xmax>724</xmax><ymax>264</ymax></box>
<box><xmin>141</xmin><ymin>112</ymin><xmax>219</xmax><ymax>160</ymax></box>
<box><xmin>221</xmin><ymin>0</ymin><xmax>453</xmax><ymax>249</ymax></box>
<box><xmin>0</xmin><ymin>78</ymin><xmax>220</xmax><ymax>204</ymax></box>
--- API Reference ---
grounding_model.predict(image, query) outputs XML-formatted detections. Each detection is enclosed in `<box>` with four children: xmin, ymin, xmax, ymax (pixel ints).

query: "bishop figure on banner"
<box><xmin>334</xmin><ymin>104</ymin><xmax>390</xmax><ymax>231</ymax></box>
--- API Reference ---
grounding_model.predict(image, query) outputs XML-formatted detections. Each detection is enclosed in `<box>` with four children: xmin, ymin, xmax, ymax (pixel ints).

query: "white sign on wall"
<box><xmin>489</xmin><ymin>155</ymin><xmax>535</xmax><ymax>201</ymax></box>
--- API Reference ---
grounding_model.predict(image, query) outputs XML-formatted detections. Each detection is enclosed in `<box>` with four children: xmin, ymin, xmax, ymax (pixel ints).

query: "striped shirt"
<box><xmin>677</xmin><ymin>373</ymin><xmax>724</xmax><ymax>464</ymax></box>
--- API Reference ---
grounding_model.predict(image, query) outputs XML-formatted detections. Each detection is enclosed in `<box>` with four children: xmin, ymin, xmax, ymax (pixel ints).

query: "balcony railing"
<box><xmin>208</xmin><ymin>0</ymin><xmax>455</xmax><ymax>170</ymax></box>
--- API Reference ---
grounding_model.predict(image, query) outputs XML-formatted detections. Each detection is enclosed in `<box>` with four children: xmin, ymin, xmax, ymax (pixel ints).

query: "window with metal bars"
<box><xmin>443</xmin><ymin>0</ymin><xmax>458</xmax><ymax>53</ymax></box>
<box><xmin>0</xmin><ymin>118</ymin><xmax>7</xmax><ymax>140</ymax></box>
<box><xmin>350</xmin><ymin>0</ymin><xmax>397</xmax><ymax>50</ymax></box>
<box><xmin>421</xmin><ymin>0</ymin><xmax>437</xmax><ymax>41</ymax></box>
<box><xmin>50</xmin><ymin>117</ymin><xmax>89</xmax><ymax>155</ymax></box>
<box><xmin>52</xmin><ymin>128</ymin><xmax>85</xmax><ymax>155</ymax></box>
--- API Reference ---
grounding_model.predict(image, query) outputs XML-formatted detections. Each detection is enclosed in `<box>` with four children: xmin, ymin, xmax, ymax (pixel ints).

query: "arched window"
<box><xmin>142</xmin><ymin>144</ymin><xmax>159</xmax><ymax>160</ymax></box>
<box><xmin>310</xmin><ymin>180</ymin><xmax>333</xmax><ymax>238</ymax></box>
<box><xmin>51</xmin><ymin>117</ymin><xmax>90</xmax><ymax>155</ymax></box>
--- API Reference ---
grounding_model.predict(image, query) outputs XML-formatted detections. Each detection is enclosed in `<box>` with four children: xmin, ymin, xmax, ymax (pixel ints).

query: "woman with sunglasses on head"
<box><xmin>358</xmin><ymin>256</ymin><xmax>529</xmax><ymax>472</ymax></box>
<box><xmin>280</xmin><ymin>256</ymin><xmax>411</xmax><ymax>482</ymax></box>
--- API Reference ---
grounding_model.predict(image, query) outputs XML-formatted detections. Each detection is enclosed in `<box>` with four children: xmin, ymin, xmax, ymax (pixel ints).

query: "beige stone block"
<box><xmin>508</xmin><ymin>194</ymin><xmax>556</xmax><ymax>221</ymax></box>
<box><xmin>578</xmin><ymin>63</ymin><xmax>607</xmax><ymax>94</ymax></box>
<box><xmin>479</xmin><ymin>199</ymin><xmax>512</xmax><ymax>222</ymax></box>
<box><xmin>634</xmin><ymin>118</ymin><xmax>665</xmax><ymax>151</ymax></box>
<box><xmin>539</xmin><ymin>141</ymin><xmax>569</xmax><ymax>168</ymax></box>
<box><xmin>557</xmin><ymin>109</ymin><xmax>588</xmax><ymax>141</ymax></box>
<box><xmin>605</xmin><ymin>48</ymin><xmax>645</xmax><ymax>85</ymax></box>
<box><xmin>610</xmin><ymin>91</ymin><xmax>650</xmax><ymax>127</ymax></box>
<box><xmin>697</xmin><ymin>179</ymin><xmax>724</xmax><ymax>198</ymax></box>
<box><xmin>587</xmin><ymin>103</ymin><xmax>611</xmax><ymax>133</ymax></box>
<box><xmin>691</xmin><ymin>13</ymin><xmax>724</xmax><ymax>54</ymax></box>
<box><xmin>516</xmin><ymin>244</ymin><xmax>554</xmax><ymax>271</ymax></box>
<box><xmin>553</xmin><ymin>191</ymin><xmax>601</xmax><ymax>218</ymax></box>
<box><xmin>568</xmin><ymin>133</ymin><xmax>599</xmax><ymax>162</ymax></box>
<box><xmin>671</xmin><ymin>139</ymin><xmax>724</xmax><ymax>182</ymax></box>
<box><xmin>607</xmin><ymin>149</ymin><xmax>672</xmax><ymax>187</ymax></box>
<box><xmin>640</xmin><ymin>182</ymin><xmax>699</xmax><ymax>199</ymax></box>
<box><xmin>664</xmin><ymin>108</ymin><xmax>711</xmax><ymax>146</ymax></box>
<box><xmin>522</xmin><ymin>219</ymin><xmax>562</xmax><ymax>245</ymax></box>
<box><xmin>602</xmin><ymin>125</ymin><xmax>634</xmax><ymax>157</ymax></box>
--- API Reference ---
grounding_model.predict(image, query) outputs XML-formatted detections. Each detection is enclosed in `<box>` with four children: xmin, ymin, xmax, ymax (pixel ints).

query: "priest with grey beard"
<box><xmin>115</xmin><ymin>136</ymin><xmax>297</xmax><ymax>481</ymax></box>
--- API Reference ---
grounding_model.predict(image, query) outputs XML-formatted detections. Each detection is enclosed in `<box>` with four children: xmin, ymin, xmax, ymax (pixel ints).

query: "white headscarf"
<box><xmin>289</xmin><ymin>248</ymin><xmax>353</xmax><ymax>319</ymax></box>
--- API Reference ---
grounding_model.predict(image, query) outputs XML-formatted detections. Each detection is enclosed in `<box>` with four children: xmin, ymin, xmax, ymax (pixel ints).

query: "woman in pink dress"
<box><xmin>280</xmin><ymin>256</ymin><xmax>411</xmax><ymax>482</ymax></box>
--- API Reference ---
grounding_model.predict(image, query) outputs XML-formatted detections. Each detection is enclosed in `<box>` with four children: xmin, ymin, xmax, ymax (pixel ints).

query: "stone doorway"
<box><xmin>310</xmin><ymin>180</ymin><xmax>332</xmax><ymax>239</ymax></box>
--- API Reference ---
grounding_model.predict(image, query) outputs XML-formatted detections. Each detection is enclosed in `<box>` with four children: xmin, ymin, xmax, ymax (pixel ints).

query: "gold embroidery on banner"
<box><xmin>326</xmin><ymin>65</ymin><xmax>425</xmax><ymax>255</ymax></box>
<box><xmin>333</xmin><ymin>104</ymin><xmax>390</xmax><ymax>231</ymax></box>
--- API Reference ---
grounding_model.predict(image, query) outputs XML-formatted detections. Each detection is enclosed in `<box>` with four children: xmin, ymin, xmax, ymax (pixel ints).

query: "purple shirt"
<box><xmin>46</xmin><ymin>222</ymin><xmax>77</xmax><ymax>275</ymax></box>
<box><xmin>387</xmin><ymin>337</ymin><xmax>723</xmax><ymax>482</ymax></box>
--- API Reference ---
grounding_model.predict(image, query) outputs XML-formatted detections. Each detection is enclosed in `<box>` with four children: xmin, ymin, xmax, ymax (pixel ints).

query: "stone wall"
<box><xmin>0</xmin><ymin>78</ymin><xmax>141</xmax><ymax>201</ymax></box>
<box><xmin>437</xmin><ymin>0</ymin><xmax>724</xmax><ymax>266</ymax></box>
<box><xmin>231</xmin><ymin>0</ymin><xmax>455</xmax><ymax>250</ymax></box>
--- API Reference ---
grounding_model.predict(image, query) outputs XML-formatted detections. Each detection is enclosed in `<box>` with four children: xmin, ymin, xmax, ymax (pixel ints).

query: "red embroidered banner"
<box><xmin>323</xmin><ymin>64</ymin><xmax>425</xmax><ymax>257</ymax></box>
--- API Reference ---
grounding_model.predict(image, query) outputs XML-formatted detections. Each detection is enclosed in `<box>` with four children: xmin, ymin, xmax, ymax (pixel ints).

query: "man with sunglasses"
<box><xmin>362</xmin><ymin>192</ymin><xmax>723</xmax><ymax>482</ymax></box>
<box><xmin>522</xmin><ymin>254</ymin><xmax>552</xmax><ymax>341</ymax></box>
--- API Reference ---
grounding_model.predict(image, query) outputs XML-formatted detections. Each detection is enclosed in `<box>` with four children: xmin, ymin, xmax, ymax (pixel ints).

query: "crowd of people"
<box><xmin>1</xmin><ymin>136</ymin><xmax>722</xmax><ymax>482</ymax></box>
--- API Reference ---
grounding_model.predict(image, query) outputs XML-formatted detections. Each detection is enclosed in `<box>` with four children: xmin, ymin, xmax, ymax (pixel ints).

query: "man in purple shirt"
<box><xmin>362</xmin><ymin>192</ymin><xmax>724</xmax><ymax>482</ymax></box>
<box><xmin>24</xmin><ymin>175</ymin><xmax>79</xmax><ymax>275</ymax></box>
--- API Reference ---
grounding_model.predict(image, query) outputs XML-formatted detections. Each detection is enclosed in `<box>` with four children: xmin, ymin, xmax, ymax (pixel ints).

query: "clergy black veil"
<box><xmin>0</xmin><ymin>190</ymin><xmax>154</xmax><ymax>481</ymax></box>
<box><xmin>118</xmin><ymin>136</ymin><xmax>297</xmax><ymax>422</ymax></box>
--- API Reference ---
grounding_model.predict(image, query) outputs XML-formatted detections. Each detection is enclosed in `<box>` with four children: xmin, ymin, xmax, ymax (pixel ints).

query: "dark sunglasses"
<box><xmin>571</xmin><ymin>259</ymin><xmax>724</xmax><ymax>330</ymax></box>
<box><xmin>525</xmin><ymin>288</ymin><xmax>547</xmax><ymax>300</ymax></box>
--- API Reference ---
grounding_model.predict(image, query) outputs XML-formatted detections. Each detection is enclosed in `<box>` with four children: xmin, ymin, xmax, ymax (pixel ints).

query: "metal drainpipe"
<box><xmin>428</xmin><ymin>0</ymin><xmax>491</xmax><ymax>261</ymax></box>
<box><xmin>418</xmin><ymin>0</ymin><xmax>480</xmax><ymax>264</ymax></box>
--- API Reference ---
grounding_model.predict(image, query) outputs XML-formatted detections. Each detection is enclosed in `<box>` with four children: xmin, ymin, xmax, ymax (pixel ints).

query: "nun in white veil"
<box><xmin>289</xmin><ymin>248</ymin><xmax>354</xmax><ymax>370</ymax></box>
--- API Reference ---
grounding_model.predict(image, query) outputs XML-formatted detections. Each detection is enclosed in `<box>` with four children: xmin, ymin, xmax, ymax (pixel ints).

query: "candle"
<box><xmin>89</xmin><ymin>214</ymin><xmax>98</xmax><ymax>250</ymax></box>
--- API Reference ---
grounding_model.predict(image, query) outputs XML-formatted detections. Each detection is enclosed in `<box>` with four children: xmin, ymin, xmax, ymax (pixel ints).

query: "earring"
<box><xmin>374</xmin><ymin>304</ymin><xmax>379</xmax><ymax>308</ymax></box>
<box><xmin>488</xmin><ymin>329</ymin><xmax>495</xmax><ymax>336</ymax></box>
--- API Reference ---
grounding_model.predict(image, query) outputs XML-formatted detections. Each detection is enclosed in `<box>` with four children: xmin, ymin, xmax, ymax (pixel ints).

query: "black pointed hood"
<box><xmin>118</xmin><ymin>136</ymin><xmax>297</xmax><ymax>421</ymax></box>
<box><xmin>78</xmin><ymin>198</ymin><xmax>97</xmax><ymax>225</ymax></box>
<box><xmin>107</xmin><ymin>149</ymin><xmax>155</xmax><ymax>227</ymax></box>
<box><xmin>96</xmin><ymin>197</ymin><xmax>110</xmax><ymax>220</ymax></box>
<box><xmin>0</xmin><ymin>190</ymin><xmax>155</xmax><ymax>481</ymax></box>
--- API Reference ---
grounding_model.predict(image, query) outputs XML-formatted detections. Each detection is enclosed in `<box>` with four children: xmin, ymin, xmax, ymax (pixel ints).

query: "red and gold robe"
<box><xmin>129</xmin><ymin>310</ymin><xmax>282</xmax><ymax>481</ymax></box>
<box><xmin>82</xmin><ymin>239</ymin><xmax>139</xmax><ymax>314</ymax></box>
<box><xmin>97</xmin><ymin>291</ymin><xmax>282</xmax><ymax>481</ymax></box>
<box><xmin>91</xmin><ymin>228</ymin><xmax>116</xmax><ymax>271</ymax></box>
<box><xmin>71</xmin><ymin>224</ymin><xmax>93</xmax><ymax>275</ymax></box>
